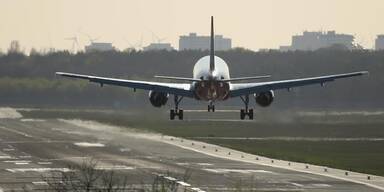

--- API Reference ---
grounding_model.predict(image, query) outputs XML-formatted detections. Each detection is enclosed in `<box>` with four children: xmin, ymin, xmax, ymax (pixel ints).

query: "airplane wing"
<box><xmin>229</xmin><ymin>71</ymin><xmax>368</xmax><ymax>97</ymax></box>
<box><xmin>56</xmin><ymin>72</ymin><xmax>194</xmax><ymax>97</ymax></box>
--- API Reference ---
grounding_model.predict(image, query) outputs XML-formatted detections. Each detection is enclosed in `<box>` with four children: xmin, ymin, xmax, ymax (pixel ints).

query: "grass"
<box><xmin>18</xmin><ymin>108</ymin><xmax>384</xmax><ymax>176</ymax></box>
<box><xmin>202</xmin><ymin>139</ymin><xmax>384</xmax><ymax>176</ymax></box>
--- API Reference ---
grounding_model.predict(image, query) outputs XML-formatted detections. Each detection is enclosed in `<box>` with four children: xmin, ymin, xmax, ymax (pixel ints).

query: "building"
<box><xmin>85</xmin><ymin>42</ymin><xmax>114</xmax><ymax>52</ymax></box>
<box><xmin>375</xmin><ymin>35</ymin><xmax>384</xmax><ymax>50</ymax></box>
<box><xmin>179</xmin><ymin>33</ymin><xmax>231</xmax><ymax>51</ymax></box>
<box><xmin>280</xmin><ymin>31</ymin><xmax>356</xmax><ymax>51</ymax></box>
<box><xmin>142</xmin><ymin>43</ymin><xmax>174</xmax><ymax>51</ymax></box>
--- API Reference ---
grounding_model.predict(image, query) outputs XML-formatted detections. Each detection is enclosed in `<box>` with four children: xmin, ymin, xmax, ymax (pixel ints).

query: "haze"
<box><xmin>1</xmin><ymin>0</ymin><xmax>383</xmax><ymax>52</ymax></box>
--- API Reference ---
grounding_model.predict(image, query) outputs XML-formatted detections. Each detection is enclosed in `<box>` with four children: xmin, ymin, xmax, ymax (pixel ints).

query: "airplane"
<box><xmin>56</xmin><ymin>16</ymin><xmax>368</xmax><ymax>120</ymax></box>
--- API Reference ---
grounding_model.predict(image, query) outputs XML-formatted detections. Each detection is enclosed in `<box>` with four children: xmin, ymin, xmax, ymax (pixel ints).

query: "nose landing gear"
<box><xmin>240</xmin><ymin>95</ymin><xmax>253</xmax><ymax>120</ymax></box>
<box><xmin>208</xmin><ymin>101</ymin><xmax>215</xmax><ymax>112</ymax></box>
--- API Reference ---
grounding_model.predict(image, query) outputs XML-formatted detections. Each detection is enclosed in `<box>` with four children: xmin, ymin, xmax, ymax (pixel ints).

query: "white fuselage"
<box><xmin>192</xmin><ymin>55</ymin><xmax>231</xmax><ymax>101</ymax></box>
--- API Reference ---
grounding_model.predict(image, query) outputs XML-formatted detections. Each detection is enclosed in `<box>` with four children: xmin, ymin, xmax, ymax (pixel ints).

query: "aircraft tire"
<box><xmin>179</xmin><ymin>109</ymin><xmax>184</xmax><ymax>120</ymax></box>
<box><xmin>170</xmin><ymin>109</ymin><xmax>175</xmax><ymax>120</ymax></box>
<box><xmin>249</xmin><ymin>109</ymin><xmax>254</xmax><ymax>120</ymax></box>
<box><xmin>240</xmin><ymin>109</ymin><xmax>245</xmax><ymax>120</ymax></box>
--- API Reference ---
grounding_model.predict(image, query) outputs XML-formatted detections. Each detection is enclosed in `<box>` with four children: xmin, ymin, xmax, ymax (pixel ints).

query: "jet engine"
<box><xmin>149</xmin><ymin>91</ymin><xmax>169</xmax><ymax>107</ymax></box>
<box><xmin>254</xmin><ymin>91</ymin><xmax>274</xmax><ymax>107</ymax></box>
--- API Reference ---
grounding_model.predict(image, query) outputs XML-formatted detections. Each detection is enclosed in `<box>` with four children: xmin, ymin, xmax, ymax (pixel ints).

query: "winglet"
<box><xmin>209</xmin><ymin>16</ymin><xmax>215</xmax><ymax>72</ymax></box>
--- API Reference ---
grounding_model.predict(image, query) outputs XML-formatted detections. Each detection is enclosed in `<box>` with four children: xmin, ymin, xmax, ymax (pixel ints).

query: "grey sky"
<box><xmin>1</xmin><ymin>0</ymin><xmax>383</xmax><ymax>52</ymax></box>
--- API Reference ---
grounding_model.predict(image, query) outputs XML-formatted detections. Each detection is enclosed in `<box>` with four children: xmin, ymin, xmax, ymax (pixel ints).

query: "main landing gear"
<box><xmin>240</xmin><ymin>95</ymin><xmax>253</xmax><ymax>120</ymax></box>
<box><xmin>208</xmin><ymin>101</ymin><xmax>215</xmax><ymax>112</ymax></box>
<box><xmin>170</xmin><ymin>95</ymin><xmax>184</xmax><ymax>120</ymax></box>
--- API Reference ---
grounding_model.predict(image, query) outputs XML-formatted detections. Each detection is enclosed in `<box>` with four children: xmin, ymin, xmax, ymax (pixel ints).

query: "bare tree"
<box><xmin>8</xmin><ymin>40</ymin><xmax>21</xmax><ymax>53</ymax></box>
<box><xmin>42</xmin><ymin>159</ymin><xmax>132</xmax><ymax>192</ymax></box>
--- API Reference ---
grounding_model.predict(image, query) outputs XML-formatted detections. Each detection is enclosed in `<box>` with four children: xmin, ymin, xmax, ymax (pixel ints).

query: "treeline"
<box><xmin>0</xmin><ymin>48</ymin><xmax>383</xmax><ymax>109</ymax></box>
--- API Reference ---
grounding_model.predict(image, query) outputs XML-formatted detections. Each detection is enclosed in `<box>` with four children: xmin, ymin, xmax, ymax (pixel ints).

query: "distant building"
<box><xmin>142</xmin><ymin>43</ymin><xmax>174</xmax><ymax>51</ymax></box>
<box><xmin>85</xmin><ymin>42</ymin><xmax>114</xmax><ymax>52</ymax></box>
<box><xmin>375</xmin><ymin>35</ymin><xmax>384</xmax><ymax>50</ymax></box>
<box><xmin>280</xmin><ymin>31</ymin><xmax>356</xmax><ymax>51</ymax></box>
<box><xmin>179</xmin><ymin>33</ymin><xmax>231</xmax><ymax>51</ymax></box>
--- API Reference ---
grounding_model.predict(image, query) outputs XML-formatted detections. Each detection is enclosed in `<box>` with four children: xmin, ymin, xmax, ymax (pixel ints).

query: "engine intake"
<box><xmin>149</xmin><ymin>91</ymin><xmax>169</xmax><ymax>107</ymax></box>
<box><xmin>254</xmin><ymin>91</ymin><xmax>274</xmax><ymax>107</ymax></box>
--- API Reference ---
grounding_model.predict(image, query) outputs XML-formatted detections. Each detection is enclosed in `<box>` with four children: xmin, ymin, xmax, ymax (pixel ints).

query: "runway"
<box><xmin>0</xmin><ymin>111</ymin><xmax>383</xmax><ymax>191</ymax></box>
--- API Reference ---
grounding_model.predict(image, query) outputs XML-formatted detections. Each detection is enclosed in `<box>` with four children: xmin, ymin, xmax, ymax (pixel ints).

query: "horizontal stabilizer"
<box><xmin>221</xmin><ymin>75</ymin><xmax>271</xmax><ymax>82</ymax></box>
<box><xmin>154</xmin><ymin>75</ymin><xmax>201</xmax><ymax>82</ymax></box>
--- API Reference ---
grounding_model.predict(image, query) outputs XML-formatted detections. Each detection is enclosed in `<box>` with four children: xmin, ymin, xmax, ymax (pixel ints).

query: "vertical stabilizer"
<box><xmin>209</xmin><ymin>16</ymin><xmax>215</xmax><ymax>72</ymax></box>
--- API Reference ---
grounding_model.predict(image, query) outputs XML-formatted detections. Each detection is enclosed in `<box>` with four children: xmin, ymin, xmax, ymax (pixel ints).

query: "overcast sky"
<box><xmin>1</xmin><ymin>0</ymin><xmax>383</xmax><ymax>52</ymax></box>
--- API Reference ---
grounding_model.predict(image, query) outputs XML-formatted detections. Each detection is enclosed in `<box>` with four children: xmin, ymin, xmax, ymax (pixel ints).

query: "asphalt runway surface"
<box><xmin>0</xmin><ymin>115</ymin><xmax>382</xmax><ymax>191</ymax></box>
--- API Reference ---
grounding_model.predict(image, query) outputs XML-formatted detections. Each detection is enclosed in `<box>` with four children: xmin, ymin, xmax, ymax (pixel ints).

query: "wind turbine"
<box><xmin>150</xmin><ymin>30</ymin><xmax>167</xmax><ymax>44</ymax></box>
<box><xmin>80</xmin><ymin>31</ymin><xmax>100</xmax><ymax>45</ymax></box>
<box><xmin>124</xmin><ymin>34</ymin><xmax>143</xmax><ymax>50</ymax></box>
<box><xmin>65</xmin><ymin>36</ymin><xmax>79</xmax><ymax>53</ymax></box>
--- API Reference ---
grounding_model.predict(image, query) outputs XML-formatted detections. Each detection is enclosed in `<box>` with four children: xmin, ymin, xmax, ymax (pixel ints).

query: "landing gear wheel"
<box><xmin>249</xmin><ymin>109</ymin><xmax>254</xmax><ymax>120</ymax></box>
<box><xmin>178</xmin><ymin>110</ymin><xmax>183</xmax><ymax>120</ymax></box>
<box><xmin>240</xmin><ymin>109</ymin><xmax>245</xmax><ymax>120</ymax></box>
<box><xmin>170</xmin><ymin>109</ymin><xmax>183</xmax><ymax>120</ymax></box>
<box><xmin>208</xmin><ymin>102</ymin><xmax>215</xmax><ymax>112</ymax></box>
<box><xmin>240</xmin><ymin>109</ymin><xmax>253</xmax><ymax>120</ymax></box>
<box><xmin>239</xmin><ymin>95</ymin><xmax>254</xmax><ymax>120</ymax></box>
<box><xmin>170</xmin><ymin>109</ymin><xmax>175</xmax><ymax>120</ymax></box>
<box><xmin>170</xmin><ymin>95</ymin><xmax>184</xmax><ymax>120</ymax></box>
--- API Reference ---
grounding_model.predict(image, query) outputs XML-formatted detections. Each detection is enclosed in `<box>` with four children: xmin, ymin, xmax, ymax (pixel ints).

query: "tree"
<box><xmin>8</xmin><ymin>40</ymin><xmax>21</xmax><ymax>53</ymax></box>
<box><xmin>42</xmin><ymin>159</ymin><xmax>131</xmax><ymax>192</ymax></box>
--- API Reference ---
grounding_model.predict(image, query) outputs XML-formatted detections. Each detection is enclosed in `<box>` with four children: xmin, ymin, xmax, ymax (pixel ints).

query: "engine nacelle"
<box><xmin>149</xmin><ymin>91</ymin><xmax>169</xmax><ymax>107</ymax></box>
<box><xmin>254</xmin><ymin>91</ymin><xmax>274</xmax><ymax>107</ymax></box>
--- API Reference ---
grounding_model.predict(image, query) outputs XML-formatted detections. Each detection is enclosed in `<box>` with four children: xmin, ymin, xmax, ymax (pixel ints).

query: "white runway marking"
<box><xmin>184</xmin><ymin>110</ymin><xmax>239</xmax><ymax>112</ymax></box>
<box><xmin>186</xmin><ymin>119</ymin><xmax>254</xmax><ymax>122</ymax></box>
<box><xmin>290</xmin><ymin>182</ymin><xmax>304</xmax><ymax>187</ymax></box>
<box><xmin>20</xmin><ymin>119</ymin><xmax>46</xmax><ymax>122</ymax></box>
<box><xmin>299</xmin><ymin>111</ymin><xmax>384</xmax><ymax>116</ymax></box>
<box><xmin>4</xmin><ymin>160</ymin><xmax>31</xmax><ymax>165</ymax></box>
<box><xmin>2</xmin><ymin>148</ymin><xmax>15</xmax><ymax>151</ymax></box>
<box><xmin>119</xmin><ymin>148</ymin><xmax>131</xmax><ymax>152</ymax></box>
<box><xmin>0</xmin><ymin>156</ymin><xmax>13</xmax><ymax>159</ymax></box>
<box><xmin>0</xmin><ymin>126</ymin><xmax>33</xmax><ymax>138</ymax></box>
<box><xmin>203</xmin><ymin>168</ymin><xmax>275</xmax><ymax>174</ymax></box>
<box><xmin>197</xmin><ymin>163</ymin><xmax>213</xmax><ymax>166</ymax></box>
<box><xmin>19</xmin><ymin>155</ymin><xmax>32</xmax><ymax>158</ymax></box>
<box><xmin>162</xmin><ymin>136</ymin><xmax>384</xmax><ymax>191</ymax></box>
<box><xmin>37</xmin><ymin>162</ymin><xmax>52</xmax><ymax>165</ymax></box>
<box><xmin>312</xmin><ymin>183</ymin><xmax>332</xmax><ymax>188</ymax></box>
<box><xmin>6</xmin><ymin>168</ymin><xmax>71</xmax><ymax>173</ymax></box>
<box><xmin>95</xmin><ymin>165</ymin><xmax>134</xmax><ymax>170</ymax></box>
<box><xmin>74</xmin><ymin>142</ymin><xmax>105</xmax><ymax>147</ymax></box>
<box><xmin>192</xmin><ymin>137</ymin><xmax>384</xmax><ymax>141</ymax></box>
<box><xmin>32</xmin><ymin>181</ymin><xmax>48</xmax><ymax>186</ymax></box>
<box><xmin>176</xmin><ymin>162</ymin><xmax>190</xmax><ymax>166</ymax></box>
